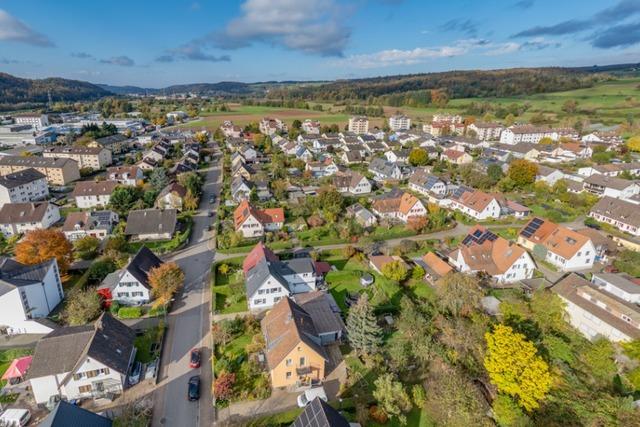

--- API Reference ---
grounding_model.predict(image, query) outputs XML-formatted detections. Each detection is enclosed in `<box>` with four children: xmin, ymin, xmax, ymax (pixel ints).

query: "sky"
<box><xmin>0</xmin><ymin>0</ymin><xmax>639</xmax><ymax>87</ymax></box>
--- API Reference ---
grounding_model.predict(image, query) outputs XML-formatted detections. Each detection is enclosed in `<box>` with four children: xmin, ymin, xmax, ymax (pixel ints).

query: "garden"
<box><xmin>134</xmin><ymin>322</ymin><xmax>165</xmax><ymax>364</ymax></box>
<box><xmin>212</xmin><ymin>257</ymin><xmax>247</xmax><ymax>315</ymax></box>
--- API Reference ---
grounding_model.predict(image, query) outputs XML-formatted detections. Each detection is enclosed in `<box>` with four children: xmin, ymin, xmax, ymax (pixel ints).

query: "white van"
<box><xmin>297</xmin><ymin>386</ymin><xmax>327</xmax><ymax>408</ymax></box>
<box><xmin>0</xmin><ymin>409</ymin><xmax>31</xmax><ymax>427</ymax></box>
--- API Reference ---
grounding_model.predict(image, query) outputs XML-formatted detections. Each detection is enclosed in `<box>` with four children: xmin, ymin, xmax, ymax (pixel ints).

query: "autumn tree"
<box><xmin>15</xmin><ymin>229</ymin><xmax>73</xmax><ymax>274</ymax></box>
<box><xmin>435</xmin><ymin>272</ymin><xmax>482</xmax><ymax>318</ymax></box>
<box><xmin>213</xmin><ymin>372</ymin><xmax>236</xmax><ymax>401</ymax></box>
<box><xmin>73</xmin><ymin>236</ymin><xmax>100</xmax><ymax>260</ymax></box>
<box><xmin>408</xmin><ymin>148</ymin><xmax>429</xmax><ymax>166</ymax></box>
<box><xmin>381</xmin><ymin>260</ymin><xmax>409</xmax><ymax>282</ymax></box>
<box><xmin>346</xmin><ymin>293</ymin><xmax>382</xmax><ymax>356</ymax></box>
<box><xmin>538</xmin><ymin>136</ymin><xmax>554</xmax><ymax>145</ymax></box>
<box><xmin>148</xmin><ymin>262</ymin><xmax>185</xmax><ymax>308</ymax></box>
<box><xmin>64</xmin><ymin>288</ymin><xmax>102</xmax><ymax>325</ymax></box>
<box><xmin>183</xmin><ymin>190</ymin><xmax>199</xmax><ymax>211</ymax></box>
<box><xmin>484</xmin><ymin>324</ymin><xmax>552</xmax><ymax>411</ymax></box>
<box><xmin>561</xmin><ymin>99</ymin><xmax>578</xmax><ymax>114</ymax></box>
<box><xmin>626</xmin><ymin>136</ymin><xmax>640</xmax><ymax>152</ymax></box>
<box><xmin>373</xmin><ymin>373</ymin><xmax>413</xmax><ymax>424</ymax></box>
<box><xmin>507</xmin><ymin>159</ymin><xmax>538</xmax><ymax>188</ymax></box>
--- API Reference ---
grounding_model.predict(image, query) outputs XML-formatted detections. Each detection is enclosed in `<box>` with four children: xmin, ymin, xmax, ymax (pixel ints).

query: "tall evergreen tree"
<box><xmin>346</xmin><ymin>293</ymin><xmax>382</xmax><ymax>356</ymax></box>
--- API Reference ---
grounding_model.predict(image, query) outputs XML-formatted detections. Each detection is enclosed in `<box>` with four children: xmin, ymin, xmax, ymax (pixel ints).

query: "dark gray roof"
<box><xmin>38</xmin><ymin>400</ymin><xmax>112</xmax><ymax>427</ymax></box>
<box><xmin>0</xmin><ymin>168</ymin><xmax>46</xmax><ymax>189</ymax></box>
<box><xmin>0</xmin><ymin>201</ymin><xmax>55</xmax><ymax>224</ymax></box>
<box><xmin>125</xmin><ymin>246</ymin><xmax>163</xmax><ymax>289</ymax></box>
<box><xmin>124</xmin><ymin>209</ymin><xmax>177</xmax><ymax>236</ymax></box>
<box><xmin>27</xmin><ymin>313</ymin><xmax>135</xmax><ymax>380</ymax></box>
<box><xmin>0</xmin><ymin>257</ymin><xmax>56</xmax><ymax>296</ymax></box>
<box><xmin>95</xmin><ymin>133</ymin><xmax>128</xmax><ymax>146</ymax></box>
<box><xmin>276</xmin><ymin>258</ymin><xmax>316</xmax><ymax>276</ymax></box>
<box><xmin>0</xmin><ymin>156</ymin><xmax>77</xmax><ymax>168</ymax></box>
<box><xmin>294</xmin><ymin>291</ymin><xmax>345</xmax><ymax>336</ymax></box>
<box><xmin>245</xmin><ymin>259</ymin><xmax>289</xmax><ymax>298</ymax></box>
<box><xmin>592</xmin><ymin>273</ymin><xmax>640</xmax><ymax>295</ymax></box>
<box><xmin>292</xmin><ymin>397</ymin><xmax>350</xmax><ymax>427</ymax></box>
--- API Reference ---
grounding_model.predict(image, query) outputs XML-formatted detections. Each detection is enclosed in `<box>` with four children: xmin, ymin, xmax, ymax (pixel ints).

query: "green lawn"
<box><xmin>0</xmin><ymin>348</ymin><xmax>33</xmax><ymax>388</ymax></box>
<box><xmin>134</xmin><ymin>324</ymin><xmax>165</xmax><ymax>363</ymax></box>
<box><xmin>212</xmin><ymin>257</ymin><xmax>248</xmax><ymax>314</ymax></box>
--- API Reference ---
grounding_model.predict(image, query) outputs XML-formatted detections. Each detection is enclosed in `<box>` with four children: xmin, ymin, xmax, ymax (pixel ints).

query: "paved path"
<box><xmin>152</xmin><ymin>145</ymin><xmax>221</xmax><ymax>427</ymax></box>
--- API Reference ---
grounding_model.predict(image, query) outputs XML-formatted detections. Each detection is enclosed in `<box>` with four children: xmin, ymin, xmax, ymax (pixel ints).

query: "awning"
<box><xmin>1</xmin><ymin>356</ymin><xmax>32</xmax><ymax>380</ymax></box>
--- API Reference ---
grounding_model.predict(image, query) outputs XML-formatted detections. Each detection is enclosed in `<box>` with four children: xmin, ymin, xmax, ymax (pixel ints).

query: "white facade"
<box><xmin>238</xmin><ymin>214</ymin><xmax>265</xmax><ymax>238</ymax></box>
<box><xmin>453</xmin><ymin>250</ymin><xmax>535</xmax><ymax>283</ymax></box>
<box><xmin>0</xmin><ymin>177</ymin><xmax>48</xmax><ymax>207</ymax></box>
<box><xmin>500</xmin><ymin>128</ymin><xmax>557</xmax><ymax>145</ymax></box>
<box><xmin>389</xmin><ymin>115</ymin><xmax>411</xmax><ymax>131</ymax></box>
<box><xmin>449</xmin><ymin>197</ymin><xmax>501</xmax><ymax>220</ymax></box>
<box><xmin>467</xmin><ymin>123</ymin><xmax>503</xmax><ymax>141</ymax></box>
<box><xmin>545</xmin><ymin>240</ymin><xmax>595</xmax><ymax>271</ymax></box>
<box><xmin>14</xmin><ymin>114</ymin><xmax>49</xmax><ymax>131</ymax></box>
<box><xmin>348</xmin><ymin>117</ymin><xmax>369</xmax><ymax>134</ymax></box>
<box><xmin>111</xmin><ymin>270</ymin><xmax>151</xmax><ymax>305</ymax></box>
<box><xmin>0</xmin><ymin>203</ymin><xmax>60</xmax><ymax>237</ymax></box>
<box><xmin>75</xmin><ymin>193</ymin><xmax>111</xmax><ymax>209</ymax></box>
<box><xmin>558</xmin><ymin>298</ymin><xmax>634</xmax><ymax>342</ymax></box>
<box><xmin>249</xmin><ymin>277</ymin><xmax>290</xmax><ymax>310</ymax></box>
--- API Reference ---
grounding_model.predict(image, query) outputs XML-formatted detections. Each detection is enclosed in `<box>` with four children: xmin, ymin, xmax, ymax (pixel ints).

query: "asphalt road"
<box><xmin>152</xmin><ymin>146</ymin><xmax>221</xmax><ymax>427</ymax></box>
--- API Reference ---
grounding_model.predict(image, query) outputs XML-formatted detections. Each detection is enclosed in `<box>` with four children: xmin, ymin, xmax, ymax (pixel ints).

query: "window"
<box><xmin>286</xmin><ymin>359</ymin><xmax>292</xmax><ymax>367</ymax></box>
<box><xmin>73</xmin><ymin>373</ymin><xmax>83</xmax><ymax>381</ymax></box>
<box><xmin>286</xmin><ymin>372</ymin><xmax>292</xmax><ymax>379</ymax></box>
<box><xmin>299</xmin><ymin>357</ymin><xmax>306</xmax><ymax>366</ymax></box>
<box><xmin>78</xmin><ymin>385</ymin><xmax>92</xmax><ymax>394</ymax></box>
<box><xmin>86</xmin><ymin>370</ymin><xmax>98</xmax><ymax>378</ymax></box>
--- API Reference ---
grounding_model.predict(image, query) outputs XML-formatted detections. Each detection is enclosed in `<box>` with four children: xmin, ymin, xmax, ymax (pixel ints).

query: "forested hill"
<box><xmin>265</xmin><ymin>66</ymin><xmax>630</xmax><ymax>105</ymax></box>
<box><xmin>98</xmin><ymin>81</ymin><xmax>255</xmax><ymax>96</ymax></box>
<box><xmin>0</xmin><ymin>73</ymin><xmax>111</xmax><ymax>110</ymax></box>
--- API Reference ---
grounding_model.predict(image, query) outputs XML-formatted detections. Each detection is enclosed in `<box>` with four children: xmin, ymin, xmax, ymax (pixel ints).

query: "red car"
<box><xmin>189</xmin><ymin>348</ymin><xmax>201</xmax><ymax>369</ymax></box>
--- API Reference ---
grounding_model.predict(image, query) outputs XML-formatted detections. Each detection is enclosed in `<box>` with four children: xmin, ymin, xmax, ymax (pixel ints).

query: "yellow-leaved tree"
<box><xmin>626</xmin><ymin>136</ymin><xmax>640</xmax><ymax>152</ymax></box>
<box><xmin>484</xmin><ymin>324</ymin><xmax>552</xmax><ymax>412</ymax></box>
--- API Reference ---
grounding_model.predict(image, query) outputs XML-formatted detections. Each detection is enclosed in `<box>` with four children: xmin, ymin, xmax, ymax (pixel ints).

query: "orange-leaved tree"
<box><xmin>15</xmin><ymin>229</ymin><xmax>73</xmax><ymax>274</ymax></box>
<box><xmin>148</xmin><ymin>262</ymin><xmax>185</xmax><ymax>308</ymax></box>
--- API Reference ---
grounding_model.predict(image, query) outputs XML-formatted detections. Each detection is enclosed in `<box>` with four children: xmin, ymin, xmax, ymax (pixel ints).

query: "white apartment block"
<box><xmin>348</xmin><ymin>116</ymin><xmax>369</xmax><ymax>134</ymax></box>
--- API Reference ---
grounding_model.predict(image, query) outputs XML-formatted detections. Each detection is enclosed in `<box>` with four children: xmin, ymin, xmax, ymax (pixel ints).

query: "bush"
<box><xmin>109</xmin><ymin>301</ymin><xmax>121</xmax><ymax>315</ymax></box>
<box><xmin>412</xmin><ymin>384</ymin><xmax>427</xmax><ymax>408</ymax></box>
<box><xmin>369</xmin><ymin>406</ymin><xmax>388</xmax><ymax>424</ymax></box>
<box><xmin>118</xmin><ymin>306</ymin><xmax>143</xmax><ymax>319</ymax></box>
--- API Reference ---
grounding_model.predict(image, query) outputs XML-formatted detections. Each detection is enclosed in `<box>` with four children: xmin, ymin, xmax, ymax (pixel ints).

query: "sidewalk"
<box><xmin>216</xmin><ymin>388</ymin><xmax>299</xmax><ymax>426</ymax></box>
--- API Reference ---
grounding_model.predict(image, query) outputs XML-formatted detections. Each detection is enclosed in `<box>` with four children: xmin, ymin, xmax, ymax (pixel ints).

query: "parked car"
<box><xmin>188</xmin><ymin>376</ymin><xmax>201</xmax><ymax>401</ymax></box>
<box><xmin>209</xmin><ymin>196</ymin><xmax>215</xmax><ymax>204</ymax></box>
<box><xmin>0</xmin><ymin>409</ymin><xmax>31</xmax><ymax>426</ymax></box>
<box><xmin>297</xmin><ymin>386</ymin><xmax>327</xmax><ymax>407</ymax></box>
<box><xmin>189</xmin><ymin>348</ymin><xmax>201</xmax><ymax>369</ymax></box>
<box><xmin>208</xmin><ymin>211</ymin><xmax>214</xmax><ymax>217</ymax></box>
<box><xmin>129</xmin><ymin>361</ymin><xmax>142</xmax><ymax>386</ymax></box>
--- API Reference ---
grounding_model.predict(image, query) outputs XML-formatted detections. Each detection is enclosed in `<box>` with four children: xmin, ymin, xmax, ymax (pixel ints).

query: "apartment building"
<box><xmin>0</xmin><ymin>168</ymin><xmax>48</xmax><ymax>206</ymax></box>
<box><xmin>467</xmin><ymin>122</ymin><xmax>503</xmax><ymax>141</ymax></box>
<box><xmin>43</xmin><ymin>146</ymin><xmax>112</xmax><ymax>170</ymax></box>
<box><xmin>0</xmin><ymin>156</ymin><xmax>80</xmax><ymax>185</ymax></box>
<box><xmin>348</xmin><ymin>116</ymin><xmax>369</xmax><ymax>134</ymax></box>
<box><xmin>0</xmin><ymin>201</ymin><xmax>61</xmax><ymax>236</ymax></box>
<box><xmin>389</xmin><ymin>114</ymin><xmax>411</xmax><ymax>131</ymax></box>
<box><xmin>13</xmin><ymin>113</ymin><xmax>49</xmax><ymax>131</ymax></box>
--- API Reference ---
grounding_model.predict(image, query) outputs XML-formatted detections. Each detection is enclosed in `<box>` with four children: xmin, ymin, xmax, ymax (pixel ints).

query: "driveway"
<box><xmin>152</xmin><ymin>145</ymin><xmax>221</xmax><ymax>427</ymax></box>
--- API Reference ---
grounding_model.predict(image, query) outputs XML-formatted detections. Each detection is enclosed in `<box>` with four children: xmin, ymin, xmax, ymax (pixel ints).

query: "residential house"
<box><xmin>467</xmin><ymin>122</ymin><xmax>503</xmax><ymax>141</ymax></box>
<box><xmin>124</xmin><ymin>208</ymin><xmax>177</xmax><ymax>240</ymax></box>
<box><xmin>234</xmin><ymin>200</ymin><xmax>284</xmax><ymax>238</ymax></box>
<box><xmin>0</xmin><ymin>201</ymin><xmax>60</xmax><ymax>236</ymax></box>
<box><xmin>340</xmin><ymin>150</ymin><xmax>365</xmax><ymax>165</ymax></box>
<box><xmin>156</xmin><ymin>182</ymin><xmax>188</xmax><ymax>211</ymax></box>
<box><xmin>137</xmin><ymin>158</ymin><xmax>157</xmax><ymax>172</ymax></box>
<box><xmin>592</xmin><ymin>273</ymin><xmax>640</xmax><ymax>304</ymax></box>
<box><xmin>0</xmin><ymin>257</ymin><xmax>63</xmax><ymax>334</ymax></box>
<box><xmin>368</xmin><ymin>158</ymin><xmax>408</xmax><ymax>182</ymax></box>
<box><xmin>62</xmin><ymin>210</ymin><xmax>119</xmax><ymax>241</ymax></box>
<box><xmin>346</xmin><ymin>203</ymin><xmax>377</xmax><ymax>227</ymax></box>
<box><xmin>578</xmin><ymin>162</ymin><xmax>640</xmax><ymax>178</ymax></box>
<box><xmin>72</xmin><ymin>181</ymin><xmax>118</xmax><ymax>209</ymax></box>
<box><xmin>589</xmin><ymin>196</ymin><xmax>640</xmax><ymax>237</ymax></box>
<box><xmin>409</xmin><ymin>168</ymin><xmax>447</xmax><ymax>198</ymax></box>
<box><xmin>221</xmin><ymin>121</ymin><xmax>243</xmax><ymax>138</ymax></box>
<box><xmin>449</xmin><ymin>188</ymin><xmax>502</xmax><ymax>220</ymax></box>
<box><xmin>231</xmin><ymin>176</ymin><xmax>254</xmax><ymax>202</ymax></box>
<box><xmin>0</xmin><ymin>168</ymin><xmax>48</xmax><ymax>207</ymax></box>
<box><xmin>583</xmin><ymin>174</ymin><xmax>640</xmax><ymax>200</ymax></box>
<box><xmin>305</xmin><ymin>158</ymin><xmax>339</xmax><ymax>178</ymax></box>
<box><xmin>364</xmin><ymin>141</ymin><xmax>388</xmax><ymax>154</ymax></box>
<box><xmin>389</xmin><ymin>114</ymin><xmax>411</xmax><ymax>131</ymax></box>
<box><xmin>88</xmin><ymin>134</ymin><xmax>131</xmax><ymax>154</ymax></box>
<box><xmin>259</xmin><ymin>117</ymin><xmax>287</xmax><ymax>136</ymax></box>
<box><xmin>348</xmin><ymin>116</ymin><xmax>369</xmax><ymax>134</ymax></box>
<box><xmin>302</xmin><ymin>119</ymin><xmax>321</xmax><ymax>134</ymax></box>
<box><xmin>98</xmin><ymin>247</ymin><xmax>163</xmax><ymax>305</ymax></box>
<box><xmin>295</xmin><ymin>146</ymin><xmax>314</xmax><ymax>162</ymax></box>
<box><xmin>417</xmin><ymin>252</ymin><xmax>453</xmax><ymax>284</ymax></box>
<box><xmin>369</xmin><ymin>255</ymin><xmax>409</xmax><ymax>275</ymax></box>
<box><xmin>384</xmin><ymin>149</ymin><xmax>410</xmax><ymax>164</ymax></box>
<box><xmin>232</xmin><ymin>162</ymin><xmax>256</xmax><ymax>180</ymax></box>
<box><xmin>107</xmin><ymin>166</ymin><xmax>143</xmax><ymax>186</ymax></box>
<box><xmin>553</xmin><ymin>274</ymin><xmax>640</xmax><ymax>342</ymax></box>
<box><xmin>292</xmin><ymin>397</ymin><xmax>352</xmax><ymax>427</ymax></box>
<box><xmin>311</xmin><ymin>137</ymin><xmax>342</xmax><ymax>153</ymax></box>
<box><xmin>43</xmin><ymin>147</ymin><xmax>112</xmax><ymax>171</ymax></box>
<box><xmin>449</xmin><ymin>226</ymin><xmax>535</xmax><ymax>283</ymax></box>
<box><xmin>441</xmin><ymin>149</ymin><xmax>472</xmax><ymax>165</ymax></box>
<box><xmin>490</xmin><ymin>143</ymin><xmax>540</xmax><ymax>161</ymax></box>
<box><xmin>518</xmin><ymin>217</ymin><xmax>595</xmax><ymax>271</ymax></box>
<box><xmin>0</xmin><ymin>156</ymin><xmax>80</xmax><ymax>185</ymax></box>
<box><xmin>582</xmin><ymin>131</ymin><xmax>623</xmax><ymax>145</ymax></box>
<box><xmin>536</xmin><ymin>165</ymin><xmax>565</xmax><ymax>186</ymax></box>
<box><xmin>239</xmin><ymin>145</ymin><xmax>258</xmax><ymax>162</ymax></box>
<box><xmin>27</xmin><ymin>313</ymin><xmax>136</xmax><ymax>405</ymax></box>
<box><xmin>261</xmin><ymin>298</ymin><xmax>328</xmax><ymax>388</ymax></box>
<box><xmin>371</xmin><ymin>190</ymin><xmax>427</xmax><ymax>223</ymax></box>
<box><xmin>38</xmin><ymin>400</ymin><xmax>113</xmax><ymax>427</ymax></box>
<box><xmin>332</xmin><ymin>171</ymin><xmax>371</xmax><ymax>195</ymax></box>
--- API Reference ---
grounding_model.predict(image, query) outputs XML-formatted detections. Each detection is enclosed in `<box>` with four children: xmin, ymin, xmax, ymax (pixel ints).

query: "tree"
<box><xmin>580</xmin><ymin>337</ymin><xmax>617</xmax><ymax>388</ymax></box>
<box><xmin>109</xmin><ymin>186</ymin><xmax>143</xmax><ymax>215</ymax></box>
<box><xmin>435</xmin><ymin>272</ymin><xmax>482</xmax><ymax>318</ymax></box>
<box><xmin>64</xmin><ymin>288</ymin><xmax>102</xmax><ymax>325</ymax></box>
<box><xmin>408</xmin><ymin>148</ymin><xmax>429</xmax><ymax>166</ymax></box>
<box><xmin>73</xmin><ymin>236</ymin><xmax>100</xmax><ymax>260</ymax></box>
<box><xmin>626</xmin><ymin>136</ymin><xmax>640</xmax><ymax>152</ymax></box>
<box><xmin>504</xmin><ymin>114</ymin><xmax>516</xmax><ymax>126</ymax></box>
<box><xmin>194</xmin><ymin>131</ymin><xmax>209</xmax><ymax>144</ymax></box>
<box><xmin>381</xmin><ymin>260</ymin><xmax>409</xmax><ymax>282</ymax></box>
<box><xmin>562</xmin><ymin>99</ymin><xmax>578</xmax><ymax>114</ymax></box>
<box><xmin>148</xmin><ymin>262</ymin><xmax>185</xmax><ymax>308</ymax></box>
<box><xmin>508</xmin><ymin>160</ymin><xmax>538</xmax><ymax>188</ymax></box>
<box><xmin>346</xmin><ymin>293</ymin><xmax>382</xmax><ymax>356</ymax></box>
<box><xmin>529</xmin><ymin>290</ymin><xmax>566</xmax><ymax>333</ymax></box>
<box><xmin>178</xmin><ymin>172</ymin><xmax>204</xmax><ymax>197</ymax></box>
<box><xmin>15</xmin><ymin>229</ymin><xmax>73</xmax><ymax>274</ymax></box>
<box><xmin>411</xmin><ymin>265</ymin><xmax>425</xmax><ymax>280</ymax></box>
<box><xmin>373</xmin><ymin>373</ymin><xmax>412</xmax><ymax>424</ymax></box>
<box><xmin>87</xmin><ymin>259</ymin><xmax>117</xmax><ymax>283</ymax></box>
<box><xmin>218</xmin><ymin>263</ymin><xmax>230</xmax><ymax>276</ymax></box>
<box><xmin>292</xmin><ymin>119</ymin><xmax>302</xmax><ymax>129</ymax></box>
<box><xmin>484</xmin><ymin>324</ymin><xmax>552</xmax><ymax>411</ymax></box>
<box><xmin>213</xmin><ymin>372</ymin><xmax>236</xmax><ymax>401</ymax></box>
<box><xmin>538</xmin><ymin>136</ymin><xmax>554</xmax><ymax>145</ymax></box>
<box><xmin>487</xmin><ymin>163</ymin><xmax>505</xmax><ymax>183</ymax></box>
<box><xmin>183</xmin><ymin>190</ymin><xmax>199</xmax><ymax>211</ymax></box>
<box><xmin>149</xmin><ymin>168</ymin><xmax>169</xmax><ymax>192</ymax></box>
<box><xmin>492</xmin><ymin>394</ymin><xmax>530</xmax><ymax>427</ymax></box>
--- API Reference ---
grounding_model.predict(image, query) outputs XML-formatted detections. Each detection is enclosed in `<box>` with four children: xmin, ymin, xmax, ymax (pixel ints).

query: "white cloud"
<box><xmin>99</xmin><ymin>56</ymin><xmax>135</xmax><ymax>67</ymax></box>
<box><xmin>212</xmin><ymin>0</ymin><xmax>351</xmax><ymax>56</ymax></box>
<box><xmin>0</xmin><ymin>9</ymin><xmax>53</xmax><ymax>47</ymax></box>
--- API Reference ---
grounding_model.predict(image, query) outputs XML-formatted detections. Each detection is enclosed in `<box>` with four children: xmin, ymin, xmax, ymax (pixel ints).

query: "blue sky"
<box><xmin>0</xmin><ymin>0</ymin><xmax>639</xmax><ymax>87</ymax></box>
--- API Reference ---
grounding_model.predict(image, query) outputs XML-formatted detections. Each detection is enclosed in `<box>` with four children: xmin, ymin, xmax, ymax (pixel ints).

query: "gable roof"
<box><xmin>157</xmin><ymin>182</ymin><xmax>187</xmax><ymax>199</ymax></box>
<box><xmin>261</xmin><ymin>298</ymin><xmax>327</xmax><ymax>369</ymax></box>
<box><xmin>519</xmin><ymin>217</ymin><xmax>591</xmax><ymax>259</ymax></box>
<box><xmin>234</xmin><ymin>201</ymin><xmax>284</xmax><ymax>228</ymax></box>
<box><xmin>455</xmin><ymin>226</ymin><xmax>527</xmax><ymax>276</ymax></box>
<box><xmin>422</xmin><ymin>252</ymin><xmax>453</xmax><ymax>278</ymax></box>
<box><xmin>453</xmin><ymin>189</ymin><xmax>497</xmax><ymax>213</ymax></box>
<box><xmin>0</xmin><ymin>168</ymin><xmax>46</xmax><ymax>189</ymax></box>
<box><xmin>39</xmin><ymin>400</ymin><xmax>112</xmax><ymax>427</ymax></box>
<box><xmin>0</xmin><ymin>257</ymin><xmax>56</xmax><ymax>297</ymax></box>
<box><xmin>0</xmin><ymin>201</ymin><xmax>55</xmax><ymax>224</ymax></box>
<box><xmin>27</xmin><ymin>313</ymin><xmax>135</xmax><ymax>380</ymax></box>
<box><xmin>590</xmin><ymin>196</ymin><xmax>640</xmax><ymax>228</ymax></box>
<box><xmin>124</xmin><ymin>246</ymin><xmax>163</xmax><ymax>289</ymax></box>
<box><xmin>584</xmin><ymin>174</ymin><xmax>638</xmax><ymax>191</ymax></box>
<box><xmin>292</xmin><ymin>397</ymin><xmax>350</xmax><ymax>427</ymax></box>
<box><xmin>72</xmin><ymin>180</ymin><xmax>119</xmax><ymax>198</ymax></box>
<box><xmin>61</xmin><ymin>210</ymin><xmax>116</xmax><ymax>233</ymax></box>
<box><xmin>243</xmin><ymin>242</ymin><xmax>279</xmax><ymax>274</ymax></box>
<box><xmin>124</xmin><ymin>209</ymin><xmax>177</xmax><ymax>236</ymax></box>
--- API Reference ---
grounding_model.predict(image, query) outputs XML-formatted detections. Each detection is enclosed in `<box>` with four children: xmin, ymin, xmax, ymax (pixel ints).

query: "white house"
<box><xmin>72</xmin><ymin>181</ymin><xmax>119</xmax><ymax>209</ymax></box>
<box><xmin>98</xmin><ymin>247</ymin><xmax>163</xmax><ymax>305</ymax></box>
<box><xmin>234</xmin><ymin>201</ymin><xmax>284</xmax><ymax>238</ymax></box>
<box><xmin>0</xmin><ymin>168</ymin><xmax>48</xmax><ymax>207</ymax></box>
<box><xmin>107</xmin><ymin>166</ymin><xmax>144</xmax><ymax>186</ymax></box>
<box><xmin>0</xmin><ymin>201</ymin><xmax>60</xmax><ymax>236</ymax></box>
<box><xmin>583</xmin><ymin>174</ymin><xmax>640</xmax><ymax>200</ymax></box>
<box><xmin>589</xmin><ymin>196</ymin><xmax>640</xmax><ymax>237</ymax></box>
<box><xmin>332</xmin><ymin>171</ymin><xmax>372</xmax><ymax>195</ymax></box>
<box><xmin>518</xmin><ymin>217</ymin><xmax>595</xmax><ymax>271</ymax></box>
<box><xmin>389</xmin><ymin>114</ymin><xmax>411</xmax><ymax>131</ymax></box>
<box><xmin>449</xmin><ymin>226</ymin><xmax>535</xmax><ymax>283</ymax></box>
<box><xmin>62</xmin><ymin>210</ymin><xmax>119</xmax><ymax>241</ymax></box>
<box><xmin>302</xmin><ymin>119</ymin><xmax>321</xmax><ymax>134</ymax></box>
<box><xmin>592</xmin><ymin>273</ymin><xmax>640</xmax><ymax>304</ymax></box>
<box><xmin>409</xmin><ymin>169</ymin><xmax>447</xmax><ymax>198</ymax></box>
<box><xmin>371</xmin><ymin>190</ymin><xmax>427</xmax><ymax>223</ymax></box>
<box><xmin>449</xmin><ymin>188</ymin><xmax>502</xmax><ymax>220</ymax></box>
<box><xmin>500</xmin><ymin>125</ymin><xmax>558</xmax><ymax>145</ymax></box>
<box><xmin>348</xmin><ymin>116</ymin><xmax>369</xmax><ymax>134</ymax></box>
<box><xmin>27</xmin><ymin>313</ymin><xmax>136</xmax><ymax>405</ymax></box>
<box><xmin>0</xmin><ymin>257</ymin><xmax>63</xmax><ymax>335</ymax></box>
<box><xmin>536</xmin><ymin>165</ymin><xmax>565</xmax><ymax>186</ymax></box>
<box><xmin>467</xmin><ymin>122</ymin><xmax>503</xmax><ymax>141</ymax></box>
<box><xmin>553</xmin><ymin>274</ymin><xmax>640</xmax><ymax>342</ymax></box>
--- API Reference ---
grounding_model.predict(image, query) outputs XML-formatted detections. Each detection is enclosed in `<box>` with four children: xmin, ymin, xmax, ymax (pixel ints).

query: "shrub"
<box><xmin>412</xmin><ymin>384</ymin><xmax>427</xmax><ymax>408</ymax></box>
<box><xmin>118</xmin><ymin>306</ymin><xmax>143</xmax><ymax>319</ymax></box>
<box><xmin>369</xmin><ymin>406</ymin><xmax>388</xmax><ymax>424</ymax></box>
<box><xmin>109</xmin><ymin>301</ymin><xmax>121</xmax><ymax>315</ymax></box>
